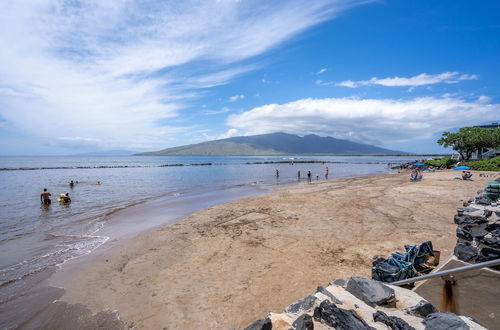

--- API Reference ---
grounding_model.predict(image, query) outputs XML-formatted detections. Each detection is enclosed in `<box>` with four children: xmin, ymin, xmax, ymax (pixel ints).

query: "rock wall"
<box><xmin>454</xmin><ymin>190</ymin><xmax>500</xmax><ymax>270</ymax></box>
<box><xmin>243</xmin><ymin>276</ymin><xmax>486</xmax><ymax>329</ymax></box>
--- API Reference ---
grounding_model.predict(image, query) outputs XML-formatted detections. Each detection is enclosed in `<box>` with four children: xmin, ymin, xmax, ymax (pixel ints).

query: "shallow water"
<box><xmin>0</xmin><ymin>155</ymin><xmax>420</xmax><ymax>313</ymax></box>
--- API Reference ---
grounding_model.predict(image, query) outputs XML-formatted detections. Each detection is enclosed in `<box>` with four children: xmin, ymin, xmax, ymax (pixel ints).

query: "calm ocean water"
<box><xmin>0</xmin><ymin>155</ymin><xmax>420</xmax><ymax>310</ymax></box>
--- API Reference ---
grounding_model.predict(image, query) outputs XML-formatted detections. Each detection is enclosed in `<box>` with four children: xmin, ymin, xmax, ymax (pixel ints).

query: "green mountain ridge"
<box><xmin>137</xmin><ymin>132</ymin><xmax>406</xmax><ymax>156</ymax></box>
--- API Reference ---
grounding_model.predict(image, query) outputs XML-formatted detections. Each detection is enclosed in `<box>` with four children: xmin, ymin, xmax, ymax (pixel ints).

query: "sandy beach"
<box><xmin>56</xmin><ymin>170</ymin><xmax>495</xmax><ymax>329</ymax></box>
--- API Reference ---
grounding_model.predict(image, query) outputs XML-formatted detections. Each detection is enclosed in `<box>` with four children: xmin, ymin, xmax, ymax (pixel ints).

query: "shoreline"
<box><xmin>51</xmin><ymin>170</ymin><xmax>494</xmax><ymax>329</ymax></box>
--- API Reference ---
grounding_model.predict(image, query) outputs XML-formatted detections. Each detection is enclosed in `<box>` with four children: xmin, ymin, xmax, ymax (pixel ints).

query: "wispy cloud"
<box><xmin>0</xmin><ymin>0</ymin><xmax>368</xmax><ymax>151</ymax></box>
<box><xmin>201</xmin><ymin>107</ymin><xmax>231</xmax><ymax>115</ymax></box>
<box><xmin>337</xmin><ymin>72</ymin><xmax>478</xmax><ymax>88</ymax></box>
<box><xmin>226</xmin><ymin>96</ymin><xmax>499</xmax><ymax>145</ymax></box>
<box><xmin>316</xmin><ymin>68</ymin><xmax>327</xmax><ymax>75</ymax></box>
<box><xmin>229</xmin><ymin>94</ymin><xmax>245</xmax><ymax>102</ymax></box>
<box><xmin>315</xmin><ymin>79</ymin><xmax>335</xmax><ymax>86</ymax></box>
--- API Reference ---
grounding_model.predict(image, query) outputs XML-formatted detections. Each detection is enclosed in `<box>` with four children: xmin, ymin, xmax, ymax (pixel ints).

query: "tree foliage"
<box><xmin>437</xmin><ymin>126</ymin><xmax>500</xmax><ymax>160</ymax></box>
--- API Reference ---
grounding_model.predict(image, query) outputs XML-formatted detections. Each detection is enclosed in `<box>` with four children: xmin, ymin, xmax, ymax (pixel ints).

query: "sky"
<box><xmin>0</xmin><ymin>0</ymin><xmax>499</xmax><ymax>155</ymax></box>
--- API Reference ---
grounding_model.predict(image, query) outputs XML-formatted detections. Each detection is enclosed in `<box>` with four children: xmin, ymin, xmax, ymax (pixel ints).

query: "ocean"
<box><xmin>0</xmin><ymin>155</ymin><xmax>420</xmax><ymax>325</ymax></box>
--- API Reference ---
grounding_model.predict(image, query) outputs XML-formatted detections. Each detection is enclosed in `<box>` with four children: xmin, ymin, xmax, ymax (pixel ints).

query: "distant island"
<box><xmin>136</xmin><ymin>132</ymin><xmax>406</xmax><ymax>156</ymax></box>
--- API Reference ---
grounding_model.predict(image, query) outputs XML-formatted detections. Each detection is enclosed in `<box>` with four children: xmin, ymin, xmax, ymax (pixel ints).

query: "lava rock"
<box><xmin>313</xmin><ymin>300</ymin><xmax>375</xmax><ymax>330</ymax></box>
<box><xmin>345</xmin><ymin>276</ymin><xmax>395</xmax><ymax>307</ymax></box>
<box><xmin>454</xmin><ymin>214</ymin><xmax>488</xmax><ymax>225</ymax></box>
<box><xmin>330</xmin><ymin>278</ymin><xmax>347</xmax><ymax>287</ymax></box>
<box><xmin>477</xmin><ymin>233</ymin><xmax>500</xmax><ymax>249</ymax></box>
<box><xmin>284</xmin><ymin>294</ymin><xmax>318</xmax><ymax>314</ymax></box>
<box><xmin>483</xmin><ymin>209</ymin><xmax>493</xmax><ymax>218</ymax></box>
<box><xmin>478</xmin><ymin>246</ymin><xmax>500</xmax><ymax>261</ymax></box>
<box><xmin>453</xmin><ymin>242</ymin><xmax>478</xmax><ymax>263</ymax></box>
<box><xmin>404</xmin><ymin>300</ymin><xmax>439</xmax><ymax>318</ymax></box>
<box><xmin>485</xmin><ymin>222</ymin><xmax>500</xmax><ymax>233</ymax></box>
<box><xmin>373</xmin><ymin>310</ymin><xmax>416</xmax><ymax>330</ymax></box>
<box><xmin>317</xmin><ymin>286</ymin><xmax>343</xmax><ymax>304</ymax></box>
<box><xmin>292</xmin><ymin>314</ymin><xmax>314</xmax><ymax>330</ymax></box>
<box><xmin>422</xmin><ymin>312</ymin><xmax>470</xmax><ymax>330</ymax></box>
<box><xmin>475</xmin><ymin>196</ymin><xmax>493</xmax><ymax>205</ymax></box>
<box><xmin>243</xmin><ymin>317</ymin><xmax>272</xmax><ymax>330</ymax></box>
<box><xmin>456</xmin><ymin>226</ymin><xmax>473</xmax><ymax>241</ymax></box>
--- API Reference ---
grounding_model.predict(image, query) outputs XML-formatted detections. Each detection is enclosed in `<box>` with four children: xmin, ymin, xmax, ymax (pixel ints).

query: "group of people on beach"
<box><xmin>278</xmin><ymin>167</ymin><xmax>330</xmax><ymax>184</ymax></box>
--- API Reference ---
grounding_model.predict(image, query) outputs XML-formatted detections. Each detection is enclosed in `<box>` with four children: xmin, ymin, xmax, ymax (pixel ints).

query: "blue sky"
<box><xmin>0</xmin><ymin>0</ymin><xmax>499</xmax><ymax>155</ymax></box>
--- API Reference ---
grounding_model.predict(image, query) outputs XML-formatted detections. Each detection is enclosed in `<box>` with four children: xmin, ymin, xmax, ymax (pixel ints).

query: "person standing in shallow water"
<box><xmin>307</xmin><ymin>171</ymin><xmax>312</xmax><ymax>184</ymax></box>
<box><xmin>297</xmin><ymin>170</ymin><xmax>301</xmax><ymax>181</ymax></box>
<box><xmin>325</xmin><ymin>167</ymin><xmax>329</xmax><ymax>179</ymax></box>
<box><xmin>69</xmin><ymin>180</ymin><xmax>74</xmax><ymax>188</ymax></box>
<box><xmin>276</xmin><ymin>169</ymin><xmax>279</xmax><ymax>180</ymax></box>
<box><xmin>40</xmin><ymin>188</ymin><xmax>51</xmax><ymax>205</ymax></box>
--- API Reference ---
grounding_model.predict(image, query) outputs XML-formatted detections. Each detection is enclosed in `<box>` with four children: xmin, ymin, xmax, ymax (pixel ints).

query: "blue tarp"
<box><xmin>413</xmin><ymin>162</ymin><xmax>425</xmax><ymax>166</ymax></box>
<box><xmin>372</xmin><ymin>241</ymin><xmax>434</xmax><ymax>283</ymax></box>
<box><xmin>453</xmin><ymin>166</ymin><xmax>471</xmax><ymax>171</ymax></box>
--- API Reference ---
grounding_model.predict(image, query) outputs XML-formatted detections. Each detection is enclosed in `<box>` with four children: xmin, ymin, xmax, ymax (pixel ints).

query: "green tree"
<box><xmin>437</xmin><ymin>126</ymin><xmax>500</xmax><ymax>160</ymax></box>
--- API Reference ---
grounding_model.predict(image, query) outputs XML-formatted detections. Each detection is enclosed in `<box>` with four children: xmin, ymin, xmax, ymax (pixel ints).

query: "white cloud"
<box><xmin>477</xmin><ymin>95</ymin><xmax>491</xmax><ymax>103</ymax></box>
<box><xmin>229</xmin><ymin>94</ymin><xmax>245</xmax><ymax>102</ymax></box>
<box><xmin>337</xmin><ymin>72</ymin><xmax>478</xmax><ymax>88</ymax></box>
<box><xmin>316</xmin><ymin>68</ymin><xmax>327</xmax><ymax>75</ymax></box>
<box><xmin>218</xmin><ymin>128</ymin><xmax>240</xmax><ymax>139</ymax></box>
<box><xmin>315</xmin><ymin>79</ymin><xmax>334</xmax><ymax>86</ymax></box>
<box><xmin>201</xmin><ymin>107</ymin><xmax>231</xmax><ymax>115</ymax></box>
<box><xmin>226</xmin><ymin>96</ymin><xmax>500</xmax><ymax>145</ymax></box>
<box><xmin>0</xmin><ymin>0</ymin><xmax>368</xmax><ymax>151</ymax></box>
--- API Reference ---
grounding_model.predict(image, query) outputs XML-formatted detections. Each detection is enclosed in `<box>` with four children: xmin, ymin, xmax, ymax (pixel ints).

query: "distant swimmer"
<box><xmin>96</xmin><ymin>181</ymin><xmax>101</xmax><ymax>185</ymax></box>
<box><xmin>40</xmin><ymin>188</ymin><xmax>51</xmax><ymax>205</ymax></box>
<box><xmin>69</xmin><ymin>180</ymin><xmax>74</xmax><ymax>188</ymax></box>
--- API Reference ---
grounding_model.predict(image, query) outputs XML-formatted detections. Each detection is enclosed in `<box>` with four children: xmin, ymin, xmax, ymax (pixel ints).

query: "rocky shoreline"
<box><xmin>243</xmin><ymin>276</ymin><xmax>485</xmax><ymax>329</ymax></box>
<box><xmin>454</xmin><ymin>179</ymin><xmax>500</xmax><ymax>270</ymax></box>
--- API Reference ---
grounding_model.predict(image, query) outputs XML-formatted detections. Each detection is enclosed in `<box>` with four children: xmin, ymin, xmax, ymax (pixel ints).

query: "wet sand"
<box><xmin>56</xmin><ymin>171</ymin><xmax>495</xmax><ymax>329</ymax></box>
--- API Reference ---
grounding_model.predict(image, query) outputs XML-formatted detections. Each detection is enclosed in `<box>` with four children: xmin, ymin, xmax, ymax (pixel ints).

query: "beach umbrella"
<box><xmin>453</xmin><ymin>166</ymin><xmax>471</xmax><ymax>171</ymax></box>
<box><xmin>413</xmin><ymin>162</ymin><xmax>425</xmax><ymax>166</ymax></box>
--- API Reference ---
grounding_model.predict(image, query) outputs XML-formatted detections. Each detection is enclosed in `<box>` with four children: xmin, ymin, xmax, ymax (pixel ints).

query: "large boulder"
<box><xmin>403</xmin><ymin>300</ymin><xmax>439</xmax><ymax>318</ymax></box>
<box><xmin>292</xmin><ymin>314</ymin><xmax>314</xmax><ymax>330</ymax></box>
<box><xmin>313</xmin><ymin>300</ymin><xmax>375</xmax><ymax>330</ymax></box>
<box><xmin>345</xmin><ymin>276</ymin><xmax>395</xmax><ymax>307</ymax></box>
<box><xmin>284</xmin><ymin>294</ymin><xmax>318</xmax><ymax>314</ymax></box>
<box><xmin>453</xmin><ymin>242</ymin><xmax>478</xmax><ymax>263</ymax></box>
<box><xmin>373</xmin><ymin>310</ymin><xmax>416</xmax><ymax>330</ymax></box>
<box><xmin>422</xmin><ymin>312</ymin><xmax>470</xmax><ymax>330</ymax></box>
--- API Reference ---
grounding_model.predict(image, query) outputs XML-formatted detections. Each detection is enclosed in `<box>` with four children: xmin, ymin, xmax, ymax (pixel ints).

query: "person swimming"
<box><xmin>58</xmin><ymin>193</ymin><xmax>71</xmax><ymax>204</ymax></box>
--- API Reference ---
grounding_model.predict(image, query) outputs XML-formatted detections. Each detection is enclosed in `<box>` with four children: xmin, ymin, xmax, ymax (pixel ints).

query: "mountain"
<box><xmin>137</xmin><ymin>132</ymin><xmax>406</xmax><ymax>156</ymax></box>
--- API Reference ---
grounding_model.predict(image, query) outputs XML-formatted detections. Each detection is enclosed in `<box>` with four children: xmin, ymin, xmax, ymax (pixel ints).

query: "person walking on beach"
<box><xmin>40</xmin><ymin>188</ymin><xmax>51</xmax><ymax>205</ymax></box>
<box><xmin>307</xmin><ymin>170</ymin><xmax>312</xmax><ymax>184</ymax></box>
